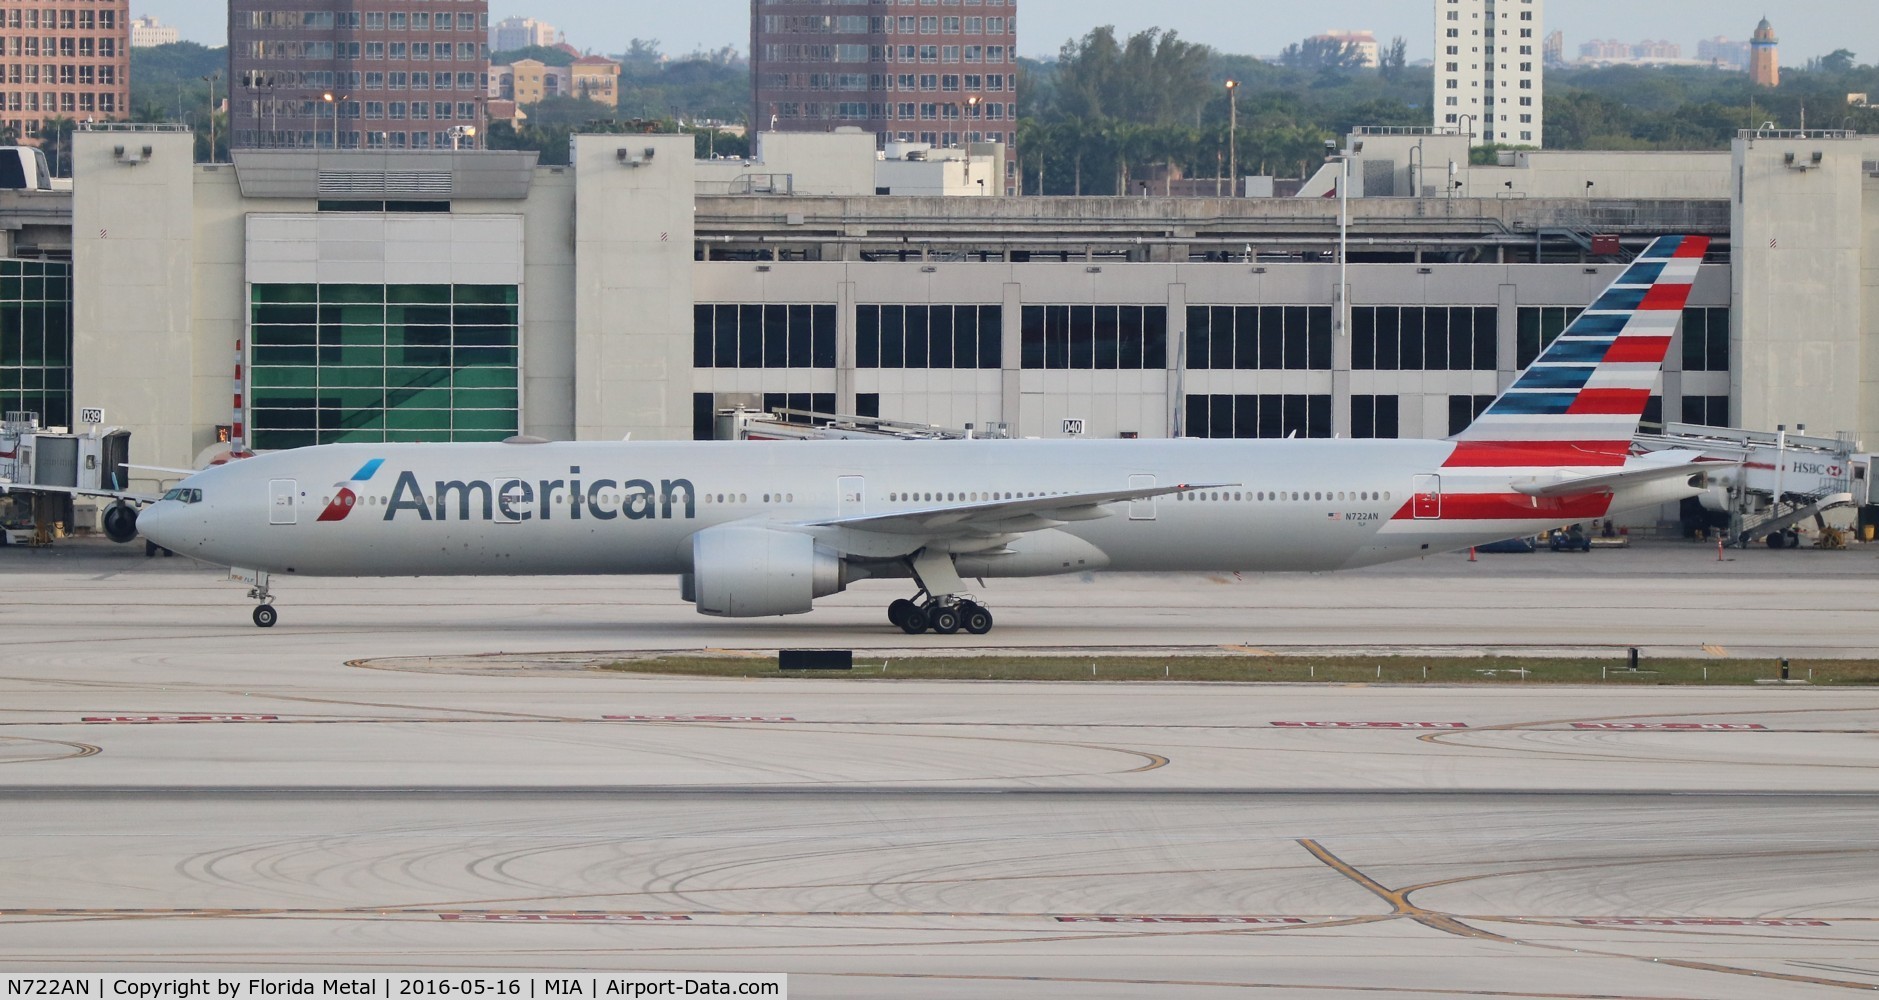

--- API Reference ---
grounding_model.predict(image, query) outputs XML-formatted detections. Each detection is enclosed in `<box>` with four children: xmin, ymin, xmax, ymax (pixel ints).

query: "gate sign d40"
<box><xmin>1062</xmin><ymin>418</ymin><xmax>1086</xmax><ymax>436</ymax></box>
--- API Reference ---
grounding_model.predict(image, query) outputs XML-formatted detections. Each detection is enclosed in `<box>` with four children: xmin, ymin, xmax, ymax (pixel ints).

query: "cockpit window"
<box><xmin>161</xmin><ymin>488</ymin><xmax>203</xmax><ymax>504</ymax></box>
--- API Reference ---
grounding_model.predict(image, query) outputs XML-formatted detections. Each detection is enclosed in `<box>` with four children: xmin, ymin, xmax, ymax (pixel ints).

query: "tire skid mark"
<box><xmin>0</xmin><ymin>735</ymin><xmax>100</xmax><ymax>763</ymax></box>
<box><xmin>1300</xmin><ymin>838</ymin><xmax>1879</xmax><ymax>993</ymax></box>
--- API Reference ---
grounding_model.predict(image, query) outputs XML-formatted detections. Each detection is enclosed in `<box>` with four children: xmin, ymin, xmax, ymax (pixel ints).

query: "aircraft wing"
<box><xmin>0</xmin><ymin>483</ymin><xmax>163</xmax><ymax>504</ymax></box>
<box><xmin>807</xmin><ymin>481</ymin><xmax>1234</xmax><ymax>538</ymax></box>
<box><xmin>1510</xmin><ymin>451</ymin><xmax>1716</xmax><ymax>499</ymax></box>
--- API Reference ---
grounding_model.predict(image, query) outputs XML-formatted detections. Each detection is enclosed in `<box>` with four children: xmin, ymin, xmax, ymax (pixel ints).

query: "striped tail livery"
<box><xmin>1449</xmin><ymin>234</ymin><xmax>1709</xmax><ymax>468</ymax></box>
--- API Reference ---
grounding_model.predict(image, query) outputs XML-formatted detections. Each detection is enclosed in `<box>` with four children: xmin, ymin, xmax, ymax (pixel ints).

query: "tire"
<box><xmin>898</xmin><ymin>607</ymin><xmax>928</xmax><ymax>635</ymax></box>
<box><xmin>1766</xmin><ymin>532</ymin><xmax>1786</xmax><ymax>549</ymax></box>
<box><xmin>145</xmin><ymin>539</ymin><xmax>158</xmax><ymax>558</ymax></box>
<box><xmin>962</xmin><ymin>603</ymin><xmax>994</xmax><ymax>635</ymax></box>
<box><xmin>888</xmin><ymin>598</ymin><xmax>916</xmax><ymax>628</ymax></box>
<box><xmin>1785</xmin><ymin>530</ymin><xmax>1801</xmax><ymax>548</ymax></box>
<box><xmin>930</xmin><ymin>607</ymin><xmax>962</xmax><ymax>635</ymax></box>
<box><xmin>252</xmin><ymin>605</ymin><xmax>278</xmax><ymax>628</ymax></box>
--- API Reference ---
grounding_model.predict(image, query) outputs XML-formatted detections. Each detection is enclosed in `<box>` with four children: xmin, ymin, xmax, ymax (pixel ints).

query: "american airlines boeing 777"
<box><xmin>131</xmin><ymin>236</ymin><xmax>1716</xmax><ymax>633</ymax></box>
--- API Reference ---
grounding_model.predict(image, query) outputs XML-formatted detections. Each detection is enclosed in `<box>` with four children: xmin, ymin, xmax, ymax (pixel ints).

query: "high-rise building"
<box><xmin>1307</xmin><ymin>29</ymin><xmax>1380</xmax><ymax>68</ymax></box>
<box><xmin>228</xmin><ymin>0</ymin><xmax>491</xmax><ymax>150</ymax></box>
<box><xmin>130</xmin><ymin>15</ymin><xmax>179</xmax><ymax>48</ymax></box>
<box><xmin>490</xmin><ymin>16</ymin><xmax>555</xmax><ymax>53</ymax></box>
<box><xmin>1433</xmin><ymin>0</ymin><xmax>1543</xmax><ymax>148</ymax></box>
<box><xmin>1749</xmin><ymin>17</ymin><xmax>1779</xmax><ymax>87</ymax></box>
<box><xmin>1541</xmin><ymin>30</ymin><xmax>1563</xmax><ymax>66</ymax></box>
<box><xmin>750</xmin><ymin>0</ymin><xmax>1018</xmax><ymax>193</ymax></box>
<box><xmin>1696</xmin><ymin>37</ymin><xmax>1750</xmax><ymax>71</ymax></box>
<box><xmin>0</xmin><ymin>0</ymin><xmax>130</xmax><ymax>143</ymax></box>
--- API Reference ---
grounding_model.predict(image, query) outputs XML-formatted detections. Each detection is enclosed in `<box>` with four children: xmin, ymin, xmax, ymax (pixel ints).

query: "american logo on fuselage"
<box><xmin>379</xmin><ymin>467</ymin><xmax>698</xmax><ymax>522</ymax></box>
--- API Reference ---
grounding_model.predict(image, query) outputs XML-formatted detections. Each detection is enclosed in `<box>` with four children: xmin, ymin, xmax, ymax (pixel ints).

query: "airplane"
<box><xmin>132</xmin><ymin>235</ymin><xmax>1717</xmax><ymax>633</ymax></box>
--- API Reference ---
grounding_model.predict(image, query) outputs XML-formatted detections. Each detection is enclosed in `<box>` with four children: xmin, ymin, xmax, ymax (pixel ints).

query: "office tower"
<box><xmin>1434</xmin><ymin>0</ymin><xmax>1543</xmax><ymax>147</ymax></box>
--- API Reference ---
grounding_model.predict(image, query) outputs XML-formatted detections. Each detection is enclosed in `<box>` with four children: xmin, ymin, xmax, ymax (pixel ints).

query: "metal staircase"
<box><xmin>1734</xmin><ymin>487</ymin><xmax>1857</xmax><ymax>548</ymax></box>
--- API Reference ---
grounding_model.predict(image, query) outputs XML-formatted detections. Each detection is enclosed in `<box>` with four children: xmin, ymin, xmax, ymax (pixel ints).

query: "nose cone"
<box><xmin>136</xmin><ymin>502</ymin><xmax>173</xmax><ymax>547</ymax></box>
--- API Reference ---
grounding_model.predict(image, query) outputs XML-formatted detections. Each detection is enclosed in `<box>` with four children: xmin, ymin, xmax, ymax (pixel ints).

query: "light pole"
<box><xmin>966</xmin><ymin>96</ymin><xmax>980</xmax><ymax>193</ymax></box>
<box><xmin>1327</xmin><ymin>139</ymin><xmax>1362</xmax><ymax>337</ymax></box>
<box><xmin>1224</xmin><ymin>79</ymin><xmax>1238</xmax><ymax>197</ymax></box>
<box><xmin>323</xmin><ymin>92</ymin><xmax>350</xmax><ymax>149</ymax></box>
<box><xmin>201</xmin><ymin>72</ymin><xmax>219</xmax><ymax>162</ymax></box>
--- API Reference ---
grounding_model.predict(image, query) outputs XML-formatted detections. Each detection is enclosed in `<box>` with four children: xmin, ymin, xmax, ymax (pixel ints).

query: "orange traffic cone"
<box><xmin>1469</xmin><ymin>546</ymin><xmax>1477</xmax><ymax>562</ymax></box>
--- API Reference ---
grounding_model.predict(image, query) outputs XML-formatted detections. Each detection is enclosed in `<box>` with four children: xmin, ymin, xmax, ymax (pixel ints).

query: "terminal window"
<box><xmin>0</xmin><ymin>258</ymin><xmax>71</xmax><ymax>428</ymax></box>
<box><xmin>1022</xmin><ymin>305</ymin><xmax>1168</xmax><ymax>370</ymax></box>
<box><xmin>1353</xmin><ymin>306</ymin><xmax>1497</xmax><ymax>371</ymax></box>
<box><xmin>856</xmin><ymin>304</ymin><xmax>1000</xmax><ymax>369</ymax></box>
<box><xmin>248</xmin><ymin>283</ymin><xmax>520</xmax><ymax>448</ymax></box>
<box><xmin>1448</xmin><ymin>394</ymin><xmax>1497</xmax><ymax>435</ymax></box>
<box><xmin>1516</xmin><ymin>305</ymin><xmax>1582</xmax><ymax>368</ymax></box>
<box><xmin>1350</xmin><ymin>394</ymin><xmax>1400</xmax><ymax>438</ymax></box>
<box><xmin>1186</xmin><ymin>393</ymin><xmax>1332</xmax><ymax>440</ymax></box>
<box><xmin>1679</xmin><ymin>307</ymin><xmax>1730</xmax><ymax>372</ymax></box>
<box><xmin>1185</xmin><ymin>306</ymin><xmax>1332</xmax><ymax>371</ymax></box>
<box><xmin>694</xmin><ymin>304</ymin><xmax>837</xmax><ymax>369</ymax></box>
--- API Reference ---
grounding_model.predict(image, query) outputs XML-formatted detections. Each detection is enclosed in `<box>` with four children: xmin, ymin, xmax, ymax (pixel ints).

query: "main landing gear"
<box><xmin>888</xmin><ymin>596</ymin><xmax>994</xmax><ymax>635</ymax></box>
<box><xmin>888</xmin><ymin>549</ymin><xmax>995</xmax><ymax>635</ymax></box>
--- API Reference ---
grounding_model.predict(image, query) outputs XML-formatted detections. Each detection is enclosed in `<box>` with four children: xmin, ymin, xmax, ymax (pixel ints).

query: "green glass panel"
<box><xmin>388</xmin><ymin>305</ymin><xmax>452</xmax><ymax>327</ymax></box>
<box><xmin>386</xmin><ymin>366</ymin><xmax>449</xmax><ymax>389</ymax></box>
<box><xmin>452</xmin><ymin>366</ymin><xmax>514</xmax><ymax>388</ymax></box>
<box><xmin>0</xmin><ymin>278</ymin><xmax>18</xmax><ymax>299</ymax></box>
<box><xmin>385</xmin><ymin>408</ymin><xmax>451</xmax><ymax>430</ymax></box>
<box><xmin>450</xmin><ymin>409</ymin><xmax>517</xmax><ymax>431</ymax></box>
<box><xmin>452</xmin><ymin>304</ymin><xmax>518</xmax><ymax>327</ymax></box>
<box><xmin>388</xmin><ymin>322</ymin><xmax>450</xmax><ymax>346</ymax></box>
<box><xmin>0</xmin><ymin>260</ymin><xmax>19</xmax><ymax>276</ymax></box>
<box><xmin>255</xmin><ymin>429</ymin><xmax>316</xmax><ymax>449</ymax></box>
<box><xmin>316</xmin><ymin>366</ymin><xmax>382</xmax><ymax>388</ymax></box>
<box><xmin>323</xmin><ymin>387</ymin><xmax>387</xmax><ymax>410</ymax></box>
<box><xmin>320</xmin><ymin>427</ymin><xmax>388</xmax><ymax>445</ymax></box>
<box><xmin>452</xmin><ymin>324</ymin><xmax>517</xmax><ymax>347</ymax></box>
<box><xmin>44</xmin><ymin>370</ymin><xmax>67</xmax><ymax>390</ymax></box>
<box><xmin>452</xmin><ymin>428</ymin><xmax>512</xmax><ymax>442</ymax></box>
<box><xmin>21</xmin><ymin>369</ymin><xmax>41</xmax><ymax>390</ymax></box>
<box><xmin>251</xmin><ymin>388</ymin><xmax>320</xmax><ymax>407</ymax></box>
<box><xmin>0</xmin><ymin>369</ymin><xmax>18</xmax><ymax>389</ymax></box>
<box><xmin>253</xmin><ymin>324</ymin><xmax>317</xmax><ymax>346</ymax></box>
<box><xmin>253</xmin><ymin>304</ymin><xmax>318</xmax><ymax>325</ymax></box>
<box><xmin>385</xmin><ymin>429</ymin><xmax>448</xmax><ymax>443</ymax></box>
<box><xmin>388</xmin><ymin>387</ymin><xmax>450</xmax><ymax>409</ymax></box>
<box><xmin>388</xmin><ymin>347</ymin><xmax>450</xmax><ymax>367</ymax></box>
<box><xmin>319</xmin><ymin>346</ymin><xmax>385</xmax><ymax>367</ymax></box>
<box><xmin>453</xmin><ymin>284</ymin><xmax>517</xmax><ymax>305</ymax></box>
<box><xmin>321</xmin><ymin>303</ymin><xmax>386</xmax><ymax>324</ymax></box>
<box><xmin>387</xmin><ymin>285</ymin><xmax>450</xmax><ymax>304</ymax></box>
<box><xmin>253</xmin><ymin>284</ymin><xmax>317</xmax><ymax>304</ymax></box>
<box><xmin>452</xmin><ymin>388</ymin><xmax>517</xmax><ymax>410</ymax></box>
<box><xmin>252</xmin><ymin>366</ymin><xmax>318</xmax><ymax>388</ymax></box>
<box><xmin>320</xmin><ymin>283</ymin><xmax>385</xmax><ymax>304</ymax></box>
<box><xmin>453</xmin><ymin>348</ymin><xmax>516</xmax><ymax>367</ymax></box>
<box><xmin>327</xmin><ymin>324</ymin><xmax>385</xmax><ymax>346</ymax></box>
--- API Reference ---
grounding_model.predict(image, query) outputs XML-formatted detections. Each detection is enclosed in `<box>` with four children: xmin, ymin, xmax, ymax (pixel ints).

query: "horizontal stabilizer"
<box><xmin>1510</xmin><ymin>451</ymin><xmax>1716</xmax><ymax>499</ymax></box>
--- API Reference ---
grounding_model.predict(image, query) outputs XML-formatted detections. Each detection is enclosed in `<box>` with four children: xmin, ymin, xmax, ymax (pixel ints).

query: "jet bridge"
<box><xmin>1633</xmin><ymin>422</ymin><xmax>1865</xmax><ymax>548</ymax></box>
<box><xmin>0</xmin><ymin>410</ymin><xmax>134</xmax><ymax>544</ymax></box>
<box><xmin>719</xmin><ymin>406</ymin><xmax>1010</xmax><ymax>442</ymax></box>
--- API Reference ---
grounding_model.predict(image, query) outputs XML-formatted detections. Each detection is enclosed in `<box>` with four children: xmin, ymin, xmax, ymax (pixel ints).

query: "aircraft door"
<box><xmin>838</xmin><ymin>476</ymin><xmax>865</xmax><ymax>517</ymax></box>
<box><xmin>1411</xmin><ymin>474</ymin><xmax>1442</xmax><ymax>519</ymax></box>
<box><xmin>1128</xmin><ymin>474</ymin><xmax>1157</xmax><ymax>520</ymax></box>
<box><xmin>268</xmin><ymin>479</ymin><xmax>298</xmax><ymax>525</ymax></box>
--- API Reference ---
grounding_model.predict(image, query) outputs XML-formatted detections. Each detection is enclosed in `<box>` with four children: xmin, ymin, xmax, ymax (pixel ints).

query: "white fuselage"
<box><xmin>137</xmin><ymin>438</ymin><xmax>1638</xmax><ymax>581</ymax></box>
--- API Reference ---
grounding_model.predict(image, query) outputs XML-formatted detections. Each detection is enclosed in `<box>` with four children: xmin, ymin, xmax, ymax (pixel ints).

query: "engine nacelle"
<box><xmin>102</xmin><ymin>501</ymin><xmax>138</xmax><ymax>544</ymax></box>
<box><xmin>1696</xmin><ymin>485</ymin><xmax>1733</xmax><ymax>513</ymax></box>
<box><xmin>690</xmin><ymin>524</ymin><xmax>846</xmax><ymax>617</ymax></box>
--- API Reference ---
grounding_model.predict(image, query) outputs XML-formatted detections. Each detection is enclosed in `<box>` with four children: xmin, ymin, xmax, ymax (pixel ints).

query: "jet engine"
<box><xmin>102</xmin><ymin>501</ymin><xmax>138</xmax><ymax>543</ymax></box>
<box><xmin>689</xmin><ymin>524</ymin><xmax>847</xmax><ymax>617</ymax></box>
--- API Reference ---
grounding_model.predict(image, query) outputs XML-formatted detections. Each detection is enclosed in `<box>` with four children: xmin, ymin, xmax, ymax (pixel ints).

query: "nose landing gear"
<box><xmin>243</xmin><ymin>570</ymin><xmax>278</xmax><ymax>628</ymax></box>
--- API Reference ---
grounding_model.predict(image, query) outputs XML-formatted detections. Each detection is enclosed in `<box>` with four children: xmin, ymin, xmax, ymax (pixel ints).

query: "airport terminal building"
<box><xmin>3</xmin><ymin>124</ymin><xmax>1877</xmax><ymax>503</ymax></box>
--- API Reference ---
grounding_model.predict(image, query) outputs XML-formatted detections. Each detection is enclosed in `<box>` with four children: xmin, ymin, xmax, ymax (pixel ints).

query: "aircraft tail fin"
<box><xmin>1447</xmin><ymin>234</ymin><xmax>1709</xmax><ymax>468</ymax></box>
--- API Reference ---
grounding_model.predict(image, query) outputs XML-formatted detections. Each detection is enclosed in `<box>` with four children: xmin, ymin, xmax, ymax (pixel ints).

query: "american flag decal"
<box><xmin>1327</xmin><ymin>512</ymin><xmax>1343</xmax><ymax>520</ymax></box>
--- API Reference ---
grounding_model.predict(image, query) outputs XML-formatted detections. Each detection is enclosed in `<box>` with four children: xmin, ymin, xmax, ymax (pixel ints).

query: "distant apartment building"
<box><xmin>1577</xmin><ymin>38</ymin><xmax>1629</xmax><ymax>61</ymax></box>
<box><xmin>1750</xmin><ymin>17</ymin><xmax>1779</xmax><ymax>87</ymax></box>
<box><xmin>1434</xmin><ymin>0</ymin><xmax>1543</xmax><ymax>148</ymax></box>
<box><xmin>749</xmin><ymin>0</ymin><xmax>1018</xmax><ymax>194</ymax></box>
<box><xmin>570</xmin><ymin>55</ymin><xmax>620</xmax><ymax>107</ymax></box>
<box><xmin>1697</xmin><ymin>36</ymin><xmax>1750</xmax><ymax>70</ymax></box>
<box><xmin>130</xmin><ymin>15</ymin><xmax>178</xmax><ymax>48</ymax></box>
<box><xmin>490</xmin><ymin>16</ymin><xmax>554</xmax><ymax>53</ymax></box>
<box><xmin>1541</xmin><ymin>29</ymin><xmax>1563</xmax><ymax>66</ymax></box>
<box><xmin>0</xmin><ymin>0</ymin><xmax>129</xmax><ymax>143</ymax></box>
<box><xmin>494</xmin><ymin>58</ymin><xmax>563</xmax><ymax>105</ymax></box>
<box><xmin>1632</xmin><ymin>39</ymin><xmax>1680</xmax><ymax>60</ymax></box>
<box><xmin>228</xmin><ymin>0</ymin><xmax>492</xmax><ymax>150</ymax></box>
<box><xmin>1308</xmin><ymin>29</ymin><xmax>1380</xmax><ymax>68</ymax></box>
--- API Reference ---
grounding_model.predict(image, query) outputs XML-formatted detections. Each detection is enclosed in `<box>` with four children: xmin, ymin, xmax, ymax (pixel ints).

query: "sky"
<box><xmin>141</xmin><ymin>0</ymin><xmax>1875</xmax><ymax>64</ymax></box>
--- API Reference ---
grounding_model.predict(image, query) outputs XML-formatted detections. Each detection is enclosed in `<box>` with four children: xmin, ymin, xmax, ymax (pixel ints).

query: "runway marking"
<box><xmin>1055</xmin><ymin>915</ymin><xmax>1311</xmax><ymax>924</ymax></box>
<box><xmin>83</xmin><ymin>715</ymin><xmax>282</xmax><ymax>724</ymax></box>
<box><xmin>1570</xmin><ymin>722</ymin><xmax>1768</xmax><ymax>731</ymax></box>
<box><xmin>599</xmin><ymin>715</ymin><xmax>798</xmax><ymax>723</ymax></box>
<box><xmin>1301</xmin><ymin>839</ymin><xmax>1879</xmax><ymax>993</ymax></box>
<box><xmin>1703</xmin><ymin>644</ymin><xmax>1728</xmax><ymax>657</ymax></box>
<box><xmin>1272</xmin><ymin>721</ymin><xmax>1468</xmax><ymax>729</ymax></box>
<box><xmin>1571</xmin><ymin>918</ymin><xmax>1829</xmax><ymax>927</ymax></box>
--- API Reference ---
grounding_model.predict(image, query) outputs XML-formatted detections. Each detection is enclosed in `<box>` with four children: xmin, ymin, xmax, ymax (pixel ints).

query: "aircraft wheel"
<box><xmin>252</xmin><ymin>605</ymin><xmax>278</xmax><ymax>629</ymax></box>
<box><xmin>898</xmin><ymin>607</ymin><xmax>928</xmax><ymax>635</ymax></box>
<box><xmin>962</xmin><ymin>603</ymin><xmax>994</xmax><ymax>635</ymax></box>
<box><xmin>888</xmin><ymin>598</ymin><xmax>917</xmax><ymax>628</ymax></box>
<box><xmin>1785</xmin><ymin>529</ymin><xmax>1801</xmax><ymax>548</ymax></box>
<box><xmin>145</xmin><ymin>540</ymin><xmax>158</xmax><ymax>558</ymax></box>
<box><xmin>929</xmin><ymin>606</ymin><xmax>962</xmax><ymax>635</ymax></box>
<box><xmin>1765</xmin><ymin>532</ymin><xmax>1786</xmax><ymax>549</ymax></box>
